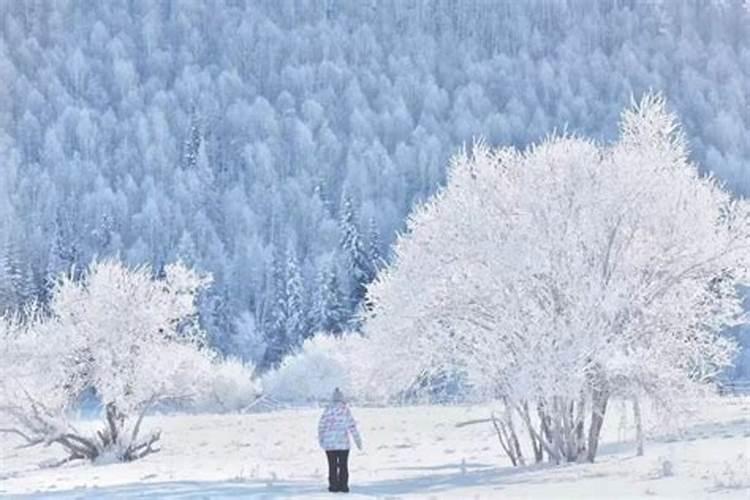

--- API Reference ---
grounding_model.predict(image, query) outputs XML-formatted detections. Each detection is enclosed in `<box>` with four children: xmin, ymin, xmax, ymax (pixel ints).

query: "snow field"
<box><xmin>1</xmin><ymin>397</ymin><xmax>748</xmax><ymax>499</ymax></box>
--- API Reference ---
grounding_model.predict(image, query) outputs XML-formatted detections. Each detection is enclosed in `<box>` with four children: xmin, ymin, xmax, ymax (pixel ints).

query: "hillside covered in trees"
<box><xmin>0</xmin><ymin>0</ymin><xmax>748</xmax><ymax>367</ymax></box>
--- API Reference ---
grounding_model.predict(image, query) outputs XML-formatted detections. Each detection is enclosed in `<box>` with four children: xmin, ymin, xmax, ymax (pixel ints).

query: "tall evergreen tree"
<box><xmin>176</xmin><ymin>230</ymin><xmax>199</xmax><ymax>266</ymax></box>
<box><xmin>46</xmin><ymin>212</ymin><xmax>79</xmax><ymax>295</ymax></box>
<box><xmin>362</xmin><ymin>217</ymin><xmax>383</xmax><ymax>312</ymax></box>
<box><xmin>315</xmin><ymin>264</ymin><xmax>346</xmax><ymax>335</ymax></box>
<box><xmin>366</xmin><ymin>216</ymin><xmax>381</xmax><ymax>281</ymax></box>
<box><xmin>183</xmin><ymin>107</ymin><xmax>202</xmax><ymax>171</ymax></box>
<box><xmin>264</xmin><ymin>242</ymin><xmax>289</xmax><ymax>367</ymax></box>
<box><xmin>284</xmin><ymin>247</ymin><xmax>306</xmax><ymax>348</ymax></box>
<box><xmin>0</xmin><ymin>244</ymin><xmax>14</xmax><ymax>314</ymax></box>
<box><xmin>12</xmin><ymin>260</ymin><xmax>37</xmax><ymax>308</ymax></box>
<box><xmin>202</xmin><ymin>285</ymin><xmax>233</xmax><ymax>352</ymax></box>
<box><xmin>339</xmin><ymin>195</ymin><xmax>369</xmax><ymax>311</ymax></box>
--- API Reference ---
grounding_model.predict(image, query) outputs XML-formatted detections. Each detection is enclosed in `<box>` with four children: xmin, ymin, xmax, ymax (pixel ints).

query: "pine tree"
<box><xmin>313</xmin><ymin>176</ymin><xmax>333</xmax><ymax>216</ymax></box>
<box><xmin>315</xmin><ymin>264</ymin><xmax>347</xmax><ymax>335</ymax></box>
<box><xmin>176</xmin><ymin>230</ymin><xmax>199</xmax><ymax>265</ymax></box>
<box><xmin>46</xmin><ymin>213</ymin><xmax>79</xmax><ymax>298</ymax></box>
<box><xmin>183</xmin><ymin>107</ymin><xmax>202</xmax><ymax>170</ymax></box>
<box><xmin>366</xmin><ymin>216</ymin><xmax>382</xmax><ymax>281</ymax></box>
<box><xmin>202</xmin><ymin>285</ymin><xmax>232</xmax><ymax>353</ymax></box>
<box><xmin>232</xmin><ymin>310</ymin><xmax>267</xmax><ymax>364</ymax></box>
<box><xmin>0</xmin><ymin>239</ymin><xmax>37</xmax><ymax>313</ymax></box>
<box><xmin>339</xmin><ymin>195</ymin><xmax>369</xmax><ymax>311</ymax></box>
<box><xmin>263</xmin><ymin>242</ymin><xmax>288</xmax><ymax>367</ymax></box>
<box><xmin>363</xmin><ymin>217</ymin><xmax>382</xmax><ymax>312</ymax></box>
<box><xmin>284</xmin><ymin>248</ymin><xmax>306</xmax><ymax>348</ymax></box>
<box><xmin>12</xmin><ymin>260</ymin><xmax>37</xmax><ymax>308</ymax></box>
<box><xmin>92</xmin><ymin>213</ymin><xmax>114</xmax><ymax>254</ymax></box>
<box><xmin>0</xmin><ymin>245</ymin><xmax>14</xmax><ymax>314</ymax></box>
<box><xmin>196</xmin><ymin>134</ymin><xmax>214</xmax><ymax>188</ymax></box>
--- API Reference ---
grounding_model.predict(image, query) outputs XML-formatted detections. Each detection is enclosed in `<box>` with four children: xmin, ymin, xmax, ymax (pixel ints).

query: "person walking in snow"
<box><xmin>318</xmin><ymin>387</ymin><xmax>362</xmax><ymax>493</ymax></box>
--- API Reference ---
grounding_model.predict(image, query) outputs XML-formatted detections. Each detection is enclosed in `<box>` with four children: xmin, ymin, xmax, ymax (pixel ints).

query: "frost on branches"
<box><xmin>0</xmin><ymin>260</ymin><xmax>258</xmax><ymax>465</ymax></box>
<box><xmin>362</xmin><ymin>95</ymin><xmax>748</xmax><ymax>464</ymax></box>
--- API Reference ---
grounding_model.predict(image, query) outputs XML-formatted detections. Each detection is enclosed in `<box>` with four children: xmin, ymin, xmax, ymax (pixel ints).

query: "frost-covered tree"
<box><xmin>362</xmin><ymin>96</ymin><xmax>748</xmax><ymax>464</ymax></box>
<box><xmin>0</xmin><ymin>239</ymin><xmax>37</xmax><ymax>314</ymax></box>
<box><xmin>232</xmin><ymin>310</ymin><xmax>267</xmax><ymax>362</ymax></box>
<box><xmin>315</xmin><ymin>264</ymin><xmax>347</xmax><ymax>336</ymax></box>
<box><xmin>0</xmin><ymin>259</ymin><xmax>258</xmax><ymax>464</ymax></box>
<box><xmin>264</xmin><ymin>243</ymin><xmax>290</xmax><ymax>366</ymax></box>
<box><xmin>183</xmin><ymin>107</ymin><xmax>202</xmax><ymax>171</ymax></box>
<box><xmin>47</xmin><ymin>212</ymin><xmax>80</xmax><ymax>281</ymax></box>
<box><xmin>0</xmin><ymin>247</ymin><xmax>14</xmax><ymax>313</ymax></box>
<box><xmin>284</xmin><ymin>248</ymin><xmax>306</xmax><ymax>348</ymax></box>
<box><xmin>339</xmin><ymin>195</ymin><xmax>370</xmax><ymax>311</ymax></box>
<box><xmin>11</xmin><ymin>261</ymin><xmax>36</xmax><ymax>308</ymax></box>
<box><xmin>366</xmin><ymin>217</ymin><xmax>382</xmax><ymax>279</ymax></box>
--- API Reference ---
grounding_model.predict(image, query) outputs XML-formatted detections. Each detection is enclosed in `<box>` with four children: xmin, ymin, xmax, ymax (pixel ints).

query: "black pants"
<box><xmin>325</xmin><ymin>449</ymin><xmax>350</xmax><ymax>492</ymax></box>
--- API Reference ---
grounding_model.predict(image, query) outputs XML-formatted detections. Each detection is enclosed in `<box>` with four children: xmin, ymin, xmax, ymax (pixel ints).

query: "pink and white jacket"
<box><xmin>318</xmin><ymin>402</ymin><xmax>362</xmax><ymax>451</ymax></box>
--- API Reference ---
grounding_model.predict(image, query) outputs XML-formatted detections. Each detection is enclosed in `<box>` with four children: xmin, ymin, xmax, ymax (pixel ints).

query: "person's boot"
<box><xmin>340</xmin><ymin>467</ymin><xmax>349</xmax><ymax>492</ymax></box>
<box><xmin>340</xmin><ymin>467</ymin><xmax>349</xmax><ymax>491</ymax></box>
<box><xmin>335</xmin><ymin>477</ymin><xmax>346</xmax><ymax>492</ymax></box>
<box><xmin>328</xmin><ymin>476</ymin><xmax>339</xmax><ymax>492</ymax></box>
<box><xmin>328</xmin><ymin>476</ymin><xmax>339</xmax><ymax>493</ymax></box>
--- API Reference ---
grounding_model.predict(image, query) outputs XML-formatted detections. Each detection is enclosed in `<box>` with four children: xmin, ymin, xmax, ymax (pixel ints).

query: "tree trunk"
<box><xmin>521</xmin><ymin>401</ymin><xmax>560</xmax><ymax>464</ymax></box>
<box><xmin>574</xmin><ymin>394</ymin><xmax>587</xmax><ymax>461</ymax></box>
<box><xmin>586</xmin><ymin>389</ymin><xmax>609</xmax><ymax>462</ymax></box>
<box><xmin>491</xmin><ymin>407</ymin><xmax>525</xmax><ymax>467</ymax></box>
<box><xmin>506</xmin><ymin>410</ymin><xmax>525</xmax><ymax>466</ymax></box>
<box><xmin>519</xmin><ymin>402</ymin><xmax>544</xmax><ymax>463</ymax></box>
<box><xmin>491</xmin><ymin>412</ymin><xmax>517</xmax><ymax>466</ymax></box>
<box><xmin>633</xmin><ymin>397</ymin><xmax>644</xmax><ymax>457</ymax></box>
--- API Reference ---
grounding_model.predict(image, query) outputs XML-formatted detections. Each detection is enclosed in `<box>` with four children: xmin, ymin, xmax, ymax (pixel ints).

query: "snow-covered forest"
<box><xmin>1</xmin><ymin>0</ymin><xmax>749</xmax><ymax>368</ymax></box>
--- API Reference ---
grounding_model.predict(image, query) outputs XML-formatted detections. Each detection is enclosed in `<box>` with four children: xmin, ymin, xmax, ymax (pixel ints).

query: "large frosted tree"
<box><xmin>361</xmin><ymin>96</ymin><xmax>749</xmax><ymax>464</ymax></box>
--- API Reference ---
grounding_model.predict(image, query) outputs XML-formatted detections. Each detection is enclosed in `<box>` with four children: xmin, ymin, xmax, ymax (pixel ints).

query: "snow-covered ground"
<box><xmin>1</xmin><ymin>397</ymin><xmax>748</xmax><ymax>499</ymax></box>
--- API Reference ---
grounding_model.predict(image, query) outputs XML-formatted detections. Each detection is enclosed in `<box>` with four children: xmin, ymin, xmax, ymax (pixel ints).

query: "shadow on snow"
<box><xmin>11</xmin><ymin>460</ymin><xmax>627</xmax><ymax>499</ymax></box>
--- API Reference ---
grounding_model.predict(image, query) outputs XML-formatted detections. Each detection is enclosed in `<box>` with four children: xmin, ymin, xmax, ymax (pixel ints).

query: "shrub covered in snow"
<box><xmin>713</xmin><ymin>453</ymin><xmax>749</xmax><ymax>490</ymax></box>
<box><xmin>190</xmin><ymin>356</ymin><xmax>261</xmax><ymax>412</ymax></box>
<box><xmin>0</xmin><ymin>259</ymin><xmax>261</xmax><ymax>465</ymax></box>
<box><xmin>262</xmin><ymin>333</ymin><xmax>367</xmax><ymax>403</ymax></box>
